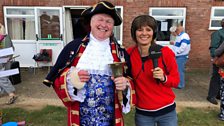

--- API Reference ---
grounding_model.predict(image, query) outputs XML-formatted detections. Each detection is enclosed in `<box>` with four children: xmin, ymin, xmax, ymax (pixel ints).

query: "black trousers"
<box><xmin>208</xmin><ymin>64</ymin><xmax>221</xmax><ymax>98</ymax></box>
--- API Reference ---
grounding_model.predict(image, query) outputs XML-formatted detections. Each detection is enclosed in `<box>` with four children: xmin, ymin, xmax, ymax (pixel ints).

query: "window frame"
<box><xmin>209</xmin><ymin>6</ymin><xmax>224</xmax><ymax>30</ymax></box>
<box><xmin>4</xmin><ymin>6</ymin><xmax>63</xmax><ymax>41</ymax></box>
<box><xmin>149</xmin><ymin>7</ymin><xmax>186</xmax><ymax>45</ymax></box>
<box><xmin>114</xmin><ymin>6</ymin><xmax>123</xmax><ymax>45</ymax></box>
<box><xmin>35</xmin><ymin>7</ymin><xmax>63</xmax><ymax>40</ymax></box>
<box><xmin>4</xmin><ymin>7</ymin><xmax>36</xmax><ymax>41</ymax></box>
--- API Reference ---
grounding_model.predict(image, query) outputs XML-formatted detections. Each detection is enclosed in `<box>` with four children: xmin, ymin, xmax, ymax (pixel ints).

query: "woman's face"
<box><xmin>136</xmin><ymin>25</ymin><xmax>154</xmax><ymax>46</ymax></box>
<box><xmin>90</xmin><ymin>13</ymin><xmax>114</xmax><ymax>41</ymax></box>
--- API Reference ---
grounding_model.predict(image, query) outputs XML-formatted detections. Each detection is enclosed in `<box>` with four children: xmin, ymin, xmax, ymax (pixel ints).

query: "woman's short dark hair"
<box><xmin>131</xmin><ymin>15</ymin><xmax>157</xmax><ymax>43</ymax></box>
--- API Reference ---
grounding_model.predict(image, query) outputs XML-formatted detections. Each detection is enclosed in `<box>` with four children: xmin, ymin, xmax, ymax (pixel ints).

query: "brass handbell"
<box><xmin>108</xmin><ymin>62</ymin><xmax>125</xmax><ymax>103</ymax></box>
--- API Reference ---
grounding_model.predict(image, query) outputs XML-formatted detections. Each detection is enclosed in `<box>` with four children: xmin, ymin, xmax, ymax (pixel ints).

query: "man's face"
<box><xmin>90</xmin><ymin>13</ymin><xmax>114</xmax><ymax>41</ymax></box>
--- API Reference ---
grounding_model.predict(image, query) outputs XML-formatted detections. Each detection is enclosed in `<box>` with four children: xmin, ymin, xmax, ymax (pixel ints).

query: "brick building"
<box><xmin>0</xmin><ymin>0</ymin><xmax>224</xmax><ymax>69</ymax></box>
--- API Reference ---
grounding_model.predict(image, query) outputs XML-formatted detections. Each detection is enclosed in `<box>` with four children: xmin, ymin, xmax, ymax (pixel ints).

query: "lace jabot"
<box><xmin>76</xmin><ymin>33</ymin><xmax>113</xmax><ymax>75</ymax></box>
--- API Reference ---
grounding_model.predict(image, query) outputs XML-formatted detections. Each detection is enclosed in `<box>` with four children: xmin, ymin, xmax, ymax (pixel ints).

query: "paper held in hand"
<box><xmin>0</xmin><ymin>68</ymin><xmax>19</xmax><ymax>78</ymax></box>
<box><xmin>0</xmin><ymin>47</ymin><xmax>14</xmax><ymax>57</ymax></box>
<box><xmin>70</xmin><ymin>67</ymin><xmax>85</xmax><ymax>89</ymax></box>
<box><xmin>0</xmin><ymin>57</ymin><xmax>10</xmax><ymax>64</ymax></box>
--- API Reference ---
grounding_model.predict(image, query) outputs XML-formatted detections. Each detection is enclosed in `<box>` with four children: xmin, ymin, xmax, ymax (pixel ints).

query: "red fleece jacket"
<box><xmin>127</xmin><ymin>46</ymin><xmax>180</xmax><ymax>111</ymax></box>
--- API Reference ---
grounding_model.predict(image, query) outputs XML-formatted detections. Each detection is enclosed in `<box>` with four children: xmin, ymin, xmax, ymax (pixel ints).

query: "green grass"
<box><xmin>1</xmin><ymin>106</ymin><xmax>66</xmax><ymax>126</ymax></box>
<box><xmin>178</xmin><ymin>107</ymin><xmax>223</xmax><ymax>126</ymax></box>
<box><xmin>124</xmin><ymin>107</ymin><xmax>224</xmax><ymax>126</ymax></box>
<box><xmin>1</xmin><ymin>106</ymin><xmax>224</xmax><ymax>126</ymax></box>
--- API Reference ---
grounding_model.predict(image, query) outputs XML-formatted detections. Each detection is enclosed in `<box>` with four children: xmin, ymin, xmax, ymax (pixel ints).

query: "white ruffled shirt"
<box><xmin>67</xmin><ymin>33</ymin><xmax>131</xmax><ymax>113</ymax></box>
<box><xmin>76</xmin><ymin>33</ymin><xmax>114</xmax><ymax>75</ymax></box>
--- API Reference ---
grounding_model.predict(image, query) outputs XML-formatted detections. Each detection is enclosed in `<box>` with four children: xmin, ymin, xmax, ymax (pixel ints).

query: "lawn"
<box><xmin>1</xmin><ymin>105</ymin><xmax>224</xmax><ymax>126</ymax></box>
<box><xmin>1</xmin><ymin>106</ymin><xmax>66</xmax><ymax>126</ymax></box>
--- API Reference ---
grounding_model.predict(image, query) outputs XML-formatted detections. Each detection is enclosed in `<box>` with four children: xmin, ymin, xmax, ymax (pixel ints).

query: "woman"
<box><xmin>127</xmin><ymin>15</ymin><xmax>180</xmax><ymax>126</ymax></box>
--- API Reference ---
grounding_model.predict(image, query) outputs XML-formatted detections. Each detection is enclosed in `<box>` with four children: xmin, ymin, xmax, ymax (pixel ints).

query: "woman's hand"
<box><xmin>152</xmin><ymin>67</ymin><xmax>166</xmax><ymax>82</ymax></box>
<box><xmin>112</xmin><ymin>76</ymin><xmax>129</xmax><ymax>91</ymax></box>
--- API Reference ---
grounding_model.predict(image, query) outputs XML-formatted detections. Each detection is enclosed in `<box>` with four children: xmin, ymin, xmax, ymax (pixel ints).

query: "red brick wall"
<box><xmin>0</xmin><ymin>0</ymin><xmax>224</xmax><ymax>69</ymax></box>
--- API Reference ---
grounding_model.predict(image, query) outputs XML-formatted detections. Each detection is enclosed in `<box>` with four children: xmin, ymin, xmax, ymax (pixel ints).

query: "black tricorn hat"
<box><xmin>81</xmin><ymin>1</ymin><xmax>122</xmax><ymax>26</ymax></box>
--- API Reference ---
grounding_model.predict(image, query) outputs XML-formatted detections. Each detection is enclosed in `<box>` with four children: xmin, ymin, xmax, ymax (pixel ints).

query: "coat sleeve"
<box><xmin>43</xmin><ymin>39</ymin><xmax>82</xmax><ymax>86</ymax></box>
<box><xmin>53</xmin><ymin>68</ymin><xmax>73</xmax><ymax>107</ymax></box>
<box><xmin>215</xmin><ymin>40</ymin><xmax>224</xmax><ymax>57</ymax></box>
<box><xmin>210</xmin><ymin>31</ymin><xmax>222</xmax><ymax>58</ymax></box>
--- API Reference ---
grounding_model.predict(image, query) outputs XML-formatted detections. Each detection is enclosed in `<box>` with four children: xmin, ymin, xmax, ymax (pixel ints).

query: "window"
<box><xmin>114</xmin><ymin>6</ymin><xmax>123</xmax><ymax>45</ymax></box>
<box><xmin>38</xmin><ymin>9</ymin><xmax>61</xmax><ymax>40</ymax></box>
<box><xmin>4</xmin><ymin>7</ymin><xmax>36</xmax><ymax>40</ymax></box>
<box><xmin>150</xmin><ymin>7</ymin><xmax>186</xmax><ymax>44</ymax></box>
<box><xmin>209</xmin><ymin>7</ymin><xmax>224</xmax><ymax>30</ymax></box>
<box><xmin>4</xmin><ymin>7</ymin><xmax>62</xmax><ymax>41</ymax></box>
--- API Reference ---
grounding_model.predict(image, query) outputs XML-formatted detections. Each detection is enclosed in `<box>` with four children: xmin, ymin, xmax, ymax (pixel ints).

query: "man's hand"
<box><xmin>78</xmin><ymin>70</ymin><xmax>90</xmax><ymax>82</ymax></box>
<box><xmin>112</xmin><ymin>76</ymin><xmax>129</xmax><ymax>91</ymax></box>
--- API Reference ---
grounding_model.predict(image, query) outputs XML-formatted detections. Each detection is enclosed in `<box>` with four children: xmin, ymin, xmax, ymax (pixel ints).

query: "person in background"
<box><xmin>43</xmin><ymin>1</ymin><xmax>135</xmax><ymax>126</ymax></box>
<box><xmin>127</xmin><ymin>15</ymin><xmax>180</xmax><ymax>126</ymax></box>
<box><xmin>0</xmin><ymin>23</ymin><xmax>18</xmax><ymax>105</ymax></box>
<box><xmin>169</xmin><ymin>24</ymin><xmax>191</xmax><ymax>89</ymax></box>
<box><xmin>207</xmin><ymin>19</ymin><xmax>224</xmax><ymax>105</ymax></box>
<box><xmin>213</xmin><ymin>39</ymin><xmax>224</xmax><ymax>121</ymax></box>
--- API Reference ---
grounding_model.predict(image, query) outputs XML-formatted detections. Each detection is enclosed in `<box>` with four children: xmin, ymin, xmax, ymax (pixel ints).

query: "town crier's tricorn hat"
<box><xmin>81</xmin><ymin>1</ymin><xmax>122</xmax><ymax>26</ymax></box>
